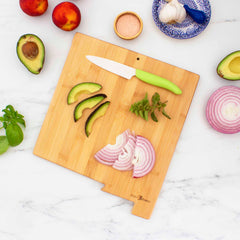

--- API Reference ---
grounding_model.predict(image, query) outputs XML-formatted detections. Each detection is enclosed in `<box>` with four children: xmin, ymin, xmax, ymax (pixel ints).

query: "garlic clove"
<box><xmin>175</xmin><ymin>5</ymin><xmax>186</xmax><ymax>23</ymax></box>
<box><xmin>159</xmin><ymin>3</ymin><xmax>177</xmax><ymax>23</ymax></box>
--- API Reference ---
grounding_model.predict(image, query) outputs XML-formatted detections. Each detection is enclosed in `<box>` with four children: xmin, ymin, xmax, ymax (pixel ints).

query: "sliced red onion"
<box><xmin>113</xmin><ymin>134</ymin><xmax>136</xmax><ymax>171</ymax></box>
<box><xmin>206</xmin><ymin>86</ymin><xmax>240</xmax><ymax>134</ymax></box>
<box><xmin>132</xmin><ymin>135</ymin><xmax>155</xmax><ymax>178</ymax></box>
<box><xmin>94</xmin><ymin>129</ymin><xmax>131</xmax><ymax>165</ymax></box>
<box><xmin>95</xmin><ymin>130</ymin><xmax>156</xmax><ymax>178</ymax></box>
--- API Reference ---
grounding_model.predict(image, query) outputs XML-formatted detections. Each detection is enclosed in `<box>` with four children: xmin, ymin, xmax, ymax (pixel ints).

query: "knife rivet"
<box><xmin>137</xmin><ymin>57</ymin><xmax>140</xmax><ymax>61</ymax></box>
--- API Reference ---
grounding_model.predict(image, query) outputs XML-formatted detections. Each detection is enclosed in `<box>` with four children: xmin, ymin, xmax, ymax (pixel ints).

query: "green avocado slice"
<box><xmin>85</xmin><ymin>101</ymin><xmax>110</xmax><ymax>137</ymax></box>
<box><xmin>67</xmin><ymin>82</ymin><xmax>102</xmax><ymax>104</ymax></box>
<box><xmin>217</xmin><ymin>51</ymin><xmax>240</xmax><ymax>80</ymax></box>
<box><xmin>16</xmin><ymin>34</ymin><xmax>45</xmax><ymax>74</ymax></box>
<box><xmin>74</xmin><ymin>94</ymin><xmax>107</xmax><ymax>121</ymax></box>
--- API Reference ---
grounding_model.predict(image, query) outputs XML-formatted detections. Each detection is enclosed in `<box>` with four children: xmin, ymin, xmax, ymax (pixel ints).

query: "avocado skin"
<box><xmin>74</xmin><ymin>93</ymin><xmax>107</xmax><ymax>121</ymax></box>
<box><xmin>85</xmin><ymin>101</ymin><xmax>110</xmax><ymax>137</ymax></box>
<box><xmin>16</xmin><ymin>34</ymin><xmax>45</xmax><ymax>74</ymax></box>
<box><xmin>217</xmin><ymin>50</ymin><xmax>240</xmax><ymax>81</ymax></box>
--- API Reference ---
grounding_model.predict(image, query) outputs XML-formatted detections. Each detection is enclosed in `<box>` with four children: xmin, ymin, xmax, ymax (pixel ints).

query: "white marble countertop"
<box><xmin>0</xmin><ymin>0</ymin><xmax>240</xmax><ymax>239</ymax></box>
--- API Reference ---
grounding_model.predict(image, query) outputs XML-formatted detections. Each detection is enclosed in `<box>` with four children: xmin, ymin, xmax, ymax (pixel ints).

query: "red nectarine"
<box><xmin>52</xmin><ymin>2</ymin><xmax>81</xmax><ymax>31</ymax></box>
<box><xmin>19</xmin><ymin>0</ymin><xmax>48</xmax><ymax>16</ymax></box>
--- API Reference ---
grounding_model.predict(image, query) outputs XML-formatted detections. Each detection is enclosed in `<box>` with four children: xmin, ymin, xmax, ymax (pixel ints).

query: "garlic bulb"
<box><xmin>159</xmin><ymin>0</ymin><xmax>186</xmax><ymax>24</ymax></box>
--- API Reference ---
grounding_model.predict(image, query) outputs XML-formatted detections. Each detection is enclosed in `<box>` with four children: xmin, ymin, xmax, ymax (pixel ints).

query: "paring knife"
<box><xmin>86</xmin><ymin>55</ymin><xmax>182</xmax><ymax>95</ymax></box>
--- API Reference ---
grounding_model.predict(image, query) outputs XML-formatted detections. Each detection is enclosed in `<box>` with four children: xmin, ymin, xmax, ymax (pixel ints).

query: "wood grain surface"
<box><xmin>33</xmin><ymin>33</ymin><xmax>199</xmax><ymax>219</ymax></box>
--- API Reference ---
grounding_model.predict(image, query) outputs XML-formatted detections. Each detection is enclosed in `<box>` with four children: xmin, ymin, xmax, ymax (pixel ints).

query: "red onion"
<box><xmin>206</xmin><ymin>86</ymin><xmax>240</xmax><ymax>134</ymax></box>
<box><xmin>132</xmin><ymin>135</ymin><xmax>155</xmax><ymax>178</ymax></box>
<box><xmin>94</xmin><ymin>129</ymin><xmax>131</xmax><ymax>165</ymax></box>
<box><xmin>95</xmin><ymin>130</ymin><xmax>156</xmax><ymax>177</ymax></box>
<box><xmin>113</xmin><ymin>134</ymin><xmax>136</xmax><ymax>171</ymax></box>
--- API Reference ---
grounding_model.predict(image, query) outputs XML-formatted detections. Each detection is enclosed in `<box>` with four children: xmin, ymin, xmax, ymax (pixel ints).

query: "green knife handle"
<box><xmin>135</xmin><ymin>69</ymin><xmax>182</xmax><ymax>95</ymax></box>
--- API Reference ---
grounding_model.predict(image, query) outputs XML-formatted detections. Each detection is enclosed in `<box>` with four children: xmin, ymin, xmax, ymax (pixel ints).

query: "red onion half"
<box><xmin>113</xmin><ymin>134</ymin><xmax>136</xmax><ymax>171</ymax></box>
<box><xmin>132</xmin><ymin>136</ymin><xmax>155</xmax><ymax>178</ymax></box>
<box><xmin>206</xmin><ymin>86</ymin><xmax>240</xmax><ymax>134</ymax></box>
<box><xmin>94</xmin><ymin>129</ymin><xmax>130</xmax><ymax>165</ymax></box>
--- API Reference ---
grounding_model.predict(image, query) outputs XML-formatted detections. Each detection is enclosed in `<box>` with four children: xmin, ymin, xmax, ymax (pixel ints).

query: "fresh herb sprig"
<box><xmin>0</xmin><ymin>105</ymin><xmax>25</xmax><ymax>154</ymax></box>
<box><xmin>130</xmin><ymin>93</ymin><xmax>170</xmax><ymax>122</ymax></box>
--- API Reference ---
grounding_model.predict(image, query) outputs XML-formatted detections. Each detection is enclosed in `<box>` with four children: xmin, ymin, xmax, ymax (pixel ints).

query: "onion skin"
<box><xmin>206</xmin><ymin>86</ymin><xmax>240</xmax><ymax>134</ymax></box>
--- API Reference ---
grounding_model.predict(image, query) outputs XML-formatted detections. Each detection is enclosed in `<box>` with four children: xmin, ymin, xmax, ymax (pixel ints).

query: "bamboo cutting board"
<box><xmin>34</xmin><ymin>33</ymin><xmax>199</xmax><ymax>219</ymax></box>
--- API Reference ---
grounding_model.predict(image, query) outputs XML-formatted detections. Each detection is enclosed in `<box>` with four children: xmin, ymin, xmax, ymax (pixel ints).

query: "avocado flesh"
<box><xmin>74</xmin><ymin>94</ymin><xmax>107</xmax><ymax>121</ymax></box>
<box><xmin>85</xmin><ymin>101</ymin><xmax>110</xmax><ymax>137</ymax></box>
<box><xmin>67</xmin><ymin>82</ymin><xmax>102</xmax><ymax>104</ymax></box>
<box><xmin>217</xmin><ymin>51</ymin><xmax>240</xmax><ymax>80</ymax></box>
<box><xmin>17</xmin><ymin>34</ymin><xmax>45</xmax><ymax>74</ymax></box>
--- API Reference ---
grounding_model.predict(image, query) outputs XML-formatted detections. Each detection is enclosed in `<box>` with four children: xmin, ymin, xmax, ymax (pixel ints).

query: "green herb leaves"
<box><xmin>0</xmin><ymin>136</ymin><xmax>9</xmax><ymax>155</ymax></box>
<box><xmin>130</xmin><ymin>93</ymin><xmax>170</xmax><ymax>122</ymax></box>
<box><xmin>6</xmin><ymin>123</ymin><xmax>24</xmax><ymax>147</ymax></box>
<box><xmin>0</xmin><ymin>105</ymin><xmax>25</xmax><ymax>154</ymax></box>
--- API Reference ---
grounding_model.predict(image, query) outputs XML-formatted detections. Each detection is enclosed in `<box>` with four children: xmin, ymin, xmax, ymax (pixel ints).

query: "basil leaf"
<box><xmin>0</xmin><ymin>136</ymin><xmax>9</xmax><ymax>155</ymax></box>
<box><xmin>6</xmin><ymin>105</ymin><xmax>15</xmax><ymax>112</ymax></box>
<box><xmin>6</xmin><ymin>123</ymin><xmax>24</xmax><ymax>147</ymax></box>
<box><xmin>15</xmin><ymin>118</ymin><xmax>26</xmax><ymax>127</ymax></box>
<box><xmin>3</xmin><ymin>122</ymin><xmax>7</xmax><ymax>129</ymax></box>
<box><xmin>2</xmin><ymin>109</ymin><xmax>11</xmax><ymax>116</ymax></box>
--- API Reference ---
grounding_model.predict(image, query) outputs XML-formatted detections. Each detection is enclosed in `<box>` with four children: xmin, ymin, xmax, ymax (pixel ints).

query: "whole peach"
<box><xmin>19</xmin><ymin>0</ymin><xmax>48</xmax><ymax>16</ymax></box>
<box><xmin>52</xmin><ymin>2</ymin><xmax>81</xmax><ymax>31</ymax></box>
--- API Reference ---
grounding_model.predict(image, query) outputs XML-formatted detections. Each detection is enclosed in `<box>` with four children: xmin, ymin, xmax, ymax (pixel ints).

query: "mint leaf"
<box><xmin>130</xmin><ymin>92</ymin><xmax>170</xmax><ymax>122</ymax></box>
<box><xmin>152</xmin><ymin>92</ymin><xmax>160</xmax><ymax>105</ymax></box>
<box><xmin>162</xmin><ymin>109</ymin><xmax>171</xmax><ymax>119</ymax></box>
<box><xmin>151</xmin><ymin>111</ymin><xmax>158</xmax><ymax>122</ymax></box>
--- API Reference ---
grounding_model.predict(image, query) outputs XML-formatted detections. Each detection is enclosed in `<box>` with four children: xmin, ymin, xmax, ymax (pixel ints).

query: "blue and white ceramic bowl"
<box><xmin>152</xmin><ymin>0</ymin><xmax>211</xmax><ymax>39</ymax></box>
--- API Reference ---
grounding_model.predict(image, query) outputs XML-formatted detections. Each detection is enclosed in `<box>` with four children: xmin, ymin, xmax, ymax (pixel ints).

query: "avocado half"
<box><xmin>217</xmin><ymin>51</ymin><xmax>240</xmax><ymax>80</ymax></box>
<box><xmin>17</xmin><ymin>34</ymin><xmax>45</xmax><ymax>74</ymax></box>
<box><xmin>85</xmin><ymin>101</ymin><xmax>110</xmax><ymax>137</ymax></box>
<box><xmin>74</xmin><ymin>93</ymin><xmax>107</xmax><ymax>121</ymax></box>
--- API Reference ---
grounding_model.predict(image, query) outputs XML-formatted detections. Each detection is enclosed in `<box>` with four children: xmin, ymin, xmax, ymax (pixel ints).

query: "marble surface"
<box><xmin>0</xmin><ymin>0</ymin><xmax>240</xmax><ymax>239</ymax></box>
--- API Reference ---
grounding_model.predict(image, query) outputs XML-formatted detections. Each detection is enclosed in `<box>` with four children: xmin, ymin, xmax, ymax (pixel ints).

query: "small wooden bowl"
<box><xmin>114</xmin><ymin>11</ymin><xmax>143</xmax><ymax>40</ymax></box>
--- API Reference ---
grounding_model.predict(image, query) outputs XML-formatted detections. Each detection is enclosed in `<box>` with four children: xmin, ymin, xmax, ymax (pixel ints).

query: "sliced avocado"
<box><xmin>85</xmin><ymin>101</ymin><xmax>110</xmax><ymax>137</ymax></box>
<box><xmin>217</xmin><ymin>51</ymin><xmax>240</xmax><ymax>80</ymax></box>
<box><xmin>74</xmin><ymin>94</ymin><xmax>107</xmax><ymax>121</ymax></box>
<box><xmin>67</xmin><ymin>82</ymin><xmax>102</xmax><ymax>104</ymax></box>
<box><xmin>17</xmin><ymin>34</ymin><xmax>45</xmax><ymax>74</ymax></box>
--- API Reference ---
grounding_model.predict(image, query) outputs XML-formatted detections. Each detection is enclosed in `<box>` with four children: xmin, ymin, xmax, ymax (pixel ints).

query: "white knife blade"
<box><xmin>86</xmin><ymin>55</ymin><xmax>136</xmax><ymax>80</ymax></box>
<box><xmin>86</xmin><ymin>55</ymin><xmax>182</xmax><ymax>95</ymax></box>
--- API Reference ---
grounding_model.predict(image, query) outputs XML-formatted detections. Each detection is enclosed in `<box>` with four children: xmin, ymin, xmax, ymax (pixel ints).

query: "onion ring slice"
<box><xmin>206</xmin><ymin>86</ymin><xmax>240</xmax><ymax>134</ymax></box>
<box><xmin>132</xmin><ymin>135</ymin><xmax>156</xmax><ymax>178</ymax></box>
<box><xmin>113</xmin><ymin>134</ymin><xmax>136</xmax><ymax>171</ymax></box>
<box><xmin>94</xmin><ymin>129</ymin><xmax>131</xmax><ymax>165</ymax></box>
